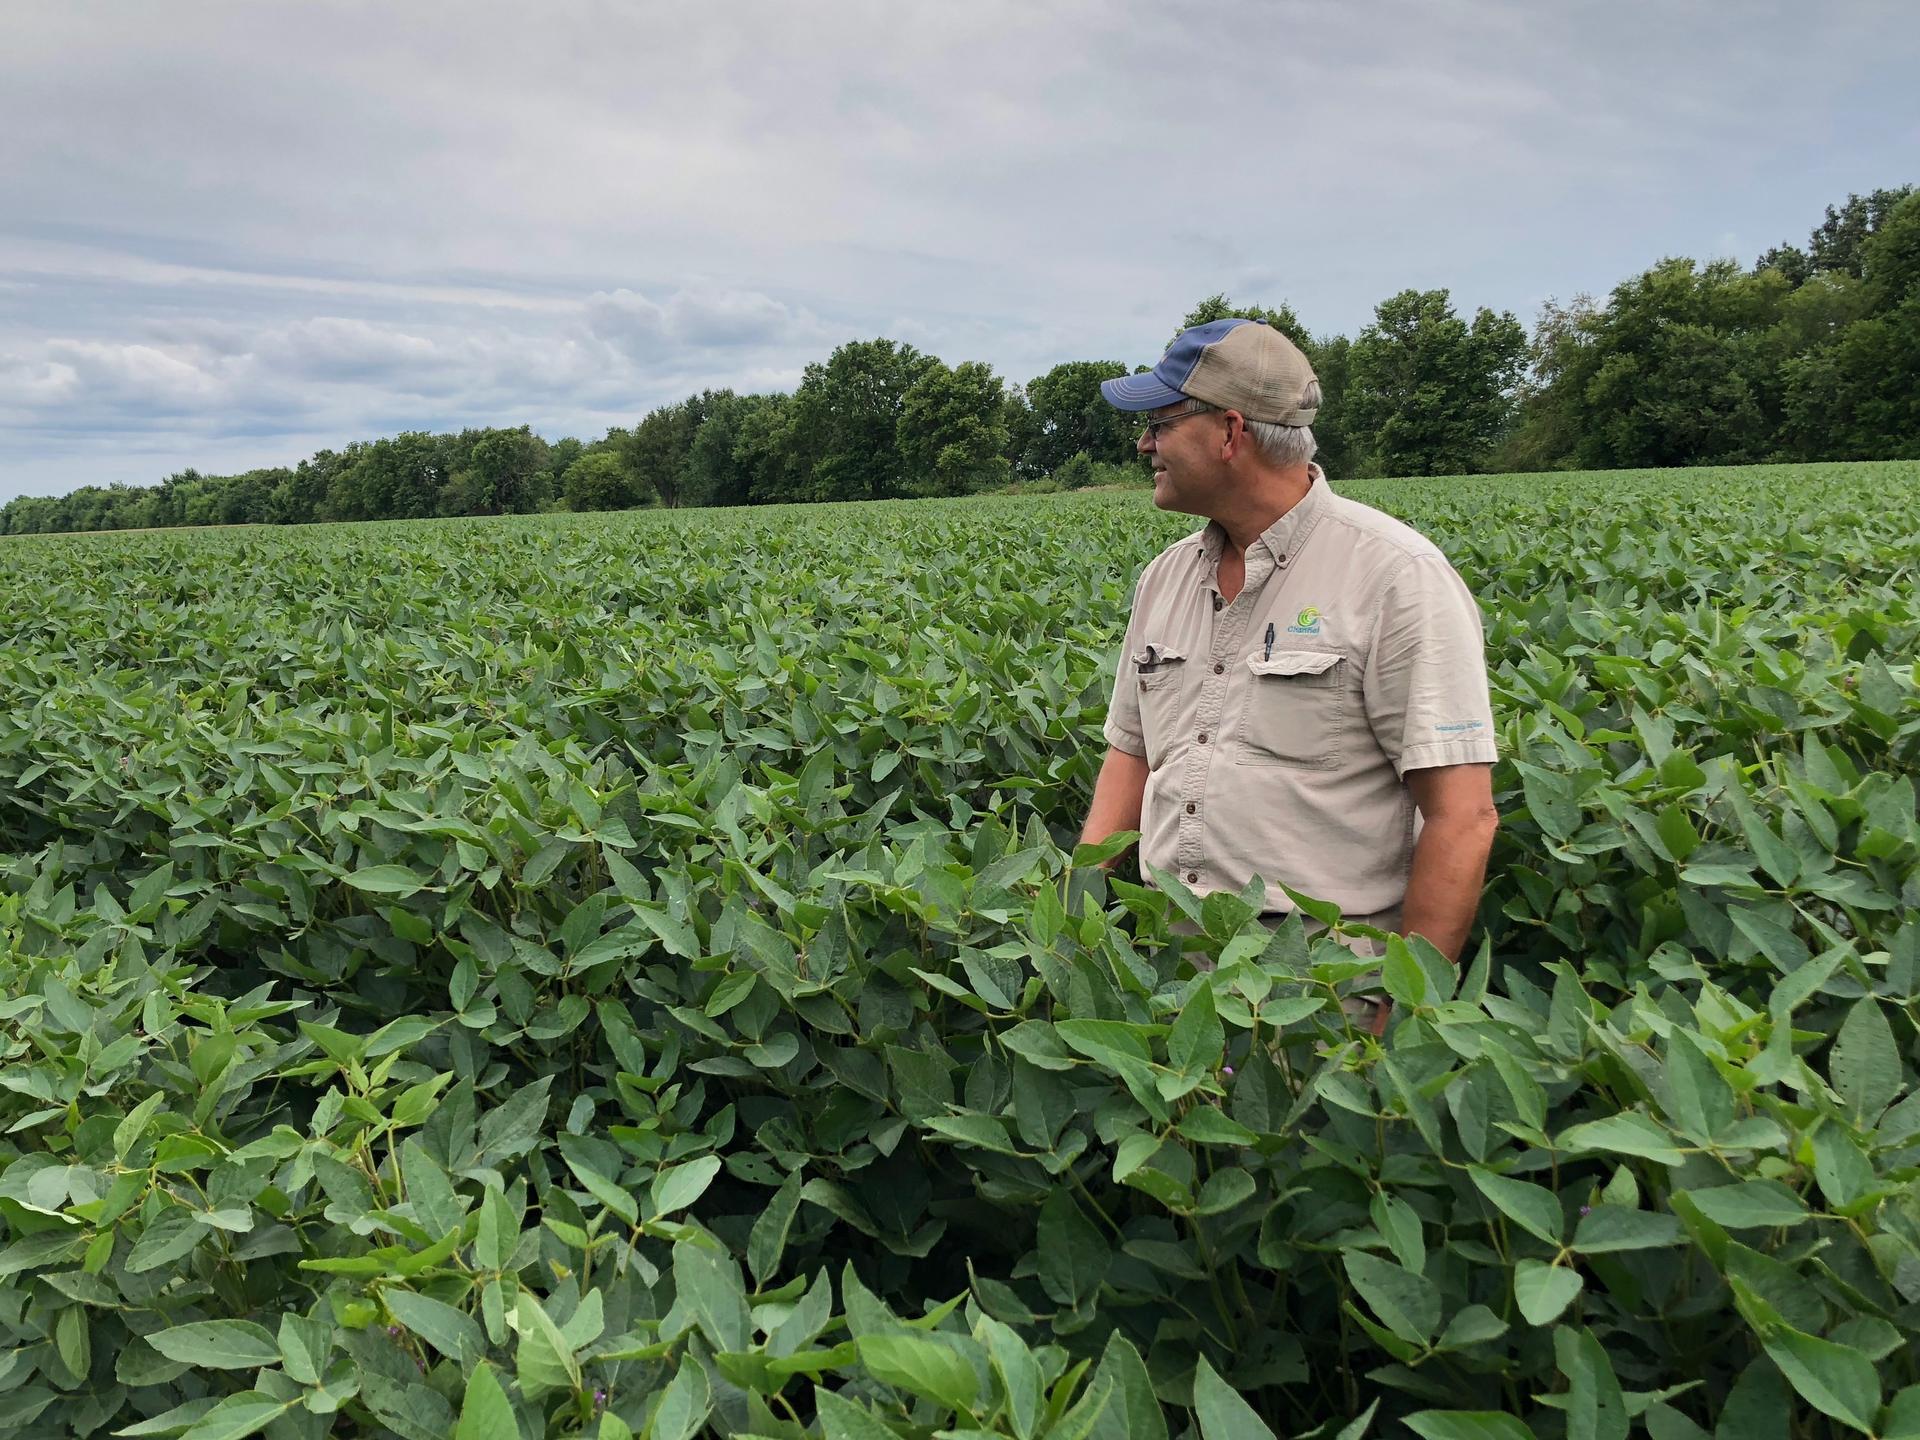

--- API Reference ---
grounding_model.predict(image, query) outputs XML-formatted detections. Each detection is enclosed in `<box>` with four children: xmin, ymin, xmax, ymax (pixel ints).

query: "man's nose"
<box><xmin>1136</xmin><ymin>427</ymin><xmax>1154</xmax><ymax>455</ymax></box>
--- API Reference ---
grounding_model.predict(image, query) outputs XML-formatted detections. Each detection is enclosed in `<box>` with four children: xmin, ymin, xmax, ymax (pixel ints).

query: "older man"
<box><xmin>1079</xmin><ymin>318</ymin><xmax>1499</xmax><ymax>995</ymax></box>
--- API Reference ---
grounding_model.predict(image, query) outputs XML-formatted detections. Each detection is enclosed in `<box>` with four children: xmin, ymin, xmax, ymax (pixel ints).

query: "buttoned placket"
<box><xmin>1173</xmin><ymin>538</ymin><xmax>1300</xmax><ymax>884</ymax></box>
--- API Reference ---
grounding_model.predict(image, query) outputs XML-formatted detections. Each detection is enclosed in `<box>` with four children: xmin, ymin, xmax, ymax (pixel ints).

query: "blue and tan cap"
<box><xmin>1100</xmin><ymin>317</ymin><xmax>1318</xmax><ymax>425</ymax></box>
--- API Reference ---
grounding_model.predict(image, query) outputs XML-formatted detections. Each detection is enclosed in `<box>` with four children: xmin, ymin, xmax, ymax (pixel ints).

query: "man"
<box><xmin>1079</xmin><ymin>317</ymin><xmax>1499</xmax><ymax>1007</ymax></box>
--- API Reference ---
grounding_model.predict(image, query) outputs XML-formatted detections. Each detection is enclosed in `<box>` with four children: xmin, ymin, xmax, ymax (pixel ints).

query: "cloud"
<box><xmin>2</xmin><ymin>0</ymin><xmax>1917</xmax><ymax>502</ymax></box>
<box><xmin>586</xmin><ymin>286</ymin><xmax>824</xmax><ymax>357</ymax></box>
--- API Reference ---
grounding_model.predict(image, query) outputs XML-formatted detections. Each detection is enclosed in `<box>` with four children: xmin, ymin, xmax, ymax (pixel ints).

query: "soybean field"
<box><xmin>1</xmin><ymin>461</ymin><xmax>1917</xmax><ymax>1440</ymax></box>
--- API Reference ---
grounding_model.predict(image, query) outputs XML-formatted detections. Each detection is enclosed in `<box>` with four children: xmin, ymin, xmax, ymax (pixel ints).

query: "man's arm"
<box><xmin>1080</xmin><ymin>745</ymin><xmax>1149</xmax><ymax>862</ymax></box>
<box><xmin>1400</xmin><ymin>763</ymin><xmax>1498</xmax><ymax>961</ymax></box>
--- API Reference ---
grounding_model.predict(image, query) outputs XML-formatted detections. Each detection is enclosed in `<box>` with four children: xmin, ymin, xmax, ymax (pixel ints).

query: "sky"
<box><xmin>2</xmin><ymin>0</ymin><xmax>1916</xmax><ymax>503</ymax></box>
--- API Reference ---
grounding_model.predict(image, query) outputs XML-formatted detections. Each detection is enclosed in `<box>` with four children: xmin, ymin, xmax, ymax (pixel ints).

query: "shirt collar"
<box><xmin>1196</xmin><ymin>463</ymin><xmax>1330</xmax><ymax>565</ymax></box>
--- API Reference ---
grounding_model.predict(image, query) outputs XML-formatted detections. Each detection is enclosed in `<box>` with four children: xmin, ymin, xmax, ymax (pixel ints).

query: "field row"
<box><xmin>0</xmin><ymin>462</ymin><xmax>1916</xmax><ymax>1438</ymax></box>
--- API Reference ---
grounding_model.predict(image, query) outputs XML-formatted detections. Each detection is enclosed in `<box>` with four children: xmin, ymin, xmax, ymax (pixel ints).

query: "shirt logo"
<box><xmin>1286</xmin><ymin>606</ymin><xmax>1322</xmax><ymax>635</ymax></box>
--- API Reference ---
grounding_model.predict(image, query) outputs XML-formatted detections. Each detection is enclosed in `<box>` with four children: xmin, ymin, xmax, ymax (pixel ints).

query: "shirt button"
<box><xmin>1186</xmin><ymin>871</ymin><xmax>1199</xmax><ymax>883</ymax></box>
<box><xmin>1213</xmin><ymin>663</ymin><xmax>1224</xmax><ymax>674</ymax></box>
<box><xmin>1197</xmin><ymin>733</ymin><xmax>1208</xmax><ymax>744</ymax></box>
<box><xmin>1185</xmin><ymin>803</ymin><xmax>1196</xmax><ymax>815</ymax></box>
<box><xmin>1277</xmin><ymin>554</ymin><xmax>1287</xmax><ymax>564</ymax></box>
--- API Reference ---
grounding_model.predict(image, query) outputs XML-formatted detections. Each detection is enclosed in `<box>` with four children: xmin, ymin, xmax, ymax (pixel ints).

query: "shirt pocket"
<box><xmin>1132</xmin><ymin>645</ymin><xmax>1188</xmax><ymax>769</ymax></box>
<box><xmin>1238</xmin><ymin>649</ymin><xmax>1346</xmax><ymax>769</ymax></box>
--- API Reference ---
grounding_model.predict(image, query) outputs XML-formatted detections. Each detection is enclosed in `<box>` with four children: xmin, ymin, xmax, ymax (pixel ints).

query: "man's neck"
<box><xmin>1213</xmin><ymin>464</ymin><xmax>1314</xmax><ymax>558</ymax></box>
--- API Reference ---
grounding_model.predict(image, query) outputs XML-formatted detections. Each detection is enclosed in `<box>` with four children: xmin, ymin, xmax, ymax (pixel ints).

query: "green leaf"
<box><xmin>925</xmin><ymin>1112</ymin><xmax>1021</xmax><ymax>1153</ymax></box>
<box><xmin>176</xmin><ymin>1393</ymin><xmax>289</xmax><ymax>1440</ymax></box>
<box><xmin>1679</xmin><ymin>1181</ymin><xmax>1809</xmax><ymax>1230</ymax></box>
<box><xmin>1514</xmin><ymin>1259</ymin><xmax>1584</xmax><ymax>1325</ymax></box>
<box><xmin>1382</xmin><ymin>934</ymin><xmax>1428</xmax><ymax>1009</ymax></box>
<box><xmin>343</xmin><ymin>864</ymin><xmax>428</xmax><ymax>897</ymax></box>
<box><xmin>748</xmin><ymin>1169</ymin><xmax>804</xmax><ymax>1286</ymax></box>
<box><xmin>476</xmin><ymin>1076</ymin><xmax>552</xmax><ymax>1164</ymax></box>
<box><xmin>979</xmin><ymin>1315</ymin><xmax>1043</xmax><ymax>1440</ymax></box>
<box><xmin>1177</xmin><ymin>1108</ymin><xmax>1259</xmax><ymax>1146</ymax></box>
<box><xmin>1882</xmin><ymin>1385</ymin><xmax>1920</xmax><ymax>1440</ymax></box>
<box><xmin>1167</xmin><ymin>981</ymin><xmax>1224</xmax><ymax>1075</ymax></box>
<box><xmin>1370</xmin><ymin>1191</ymin><xmax>1425</xmax><ymax>1274</ymax></box>
<box><xmin>815</xmin><ymin>1390</ymin><xmax>902</xmax><ymax>1440</ymax></box>
<box><xmin>385</xmin><ymin>1287</ymin><xmax>485</xmax><ymax>1365</ymax></box>
<box><xmin>1828</xmin><ymin>996</ymin><xmax>1902</xmax><ymax>1122</ymax></box>
<box><xmin>1037</xmin><ymin>1189</ymin><xmax>1109</xmax><ymax>1308</ymax></box>
<box><xmin>475</xmin><ymin>1184</ymin><xmax>519</xmax><ymax>1271</ymax></box>
<box><xmin>145</xmin><ymin>1319</ymin><xmax>280</xmax><ymax>1369</ymax></box>
<box><xmin>1572</xmin><ymin>1206</ymin><xmax>1685</xmax><ymax>1253</ymax></box>
<box><xmin>1192</xmin><ymin>1353</ymin><xmax>1277</xmax><ymax>1440</ymax></box>
<box><xmin>857</xmin><ymin>1331</ymin><xmax>979</xmax><ymax>1412</ymax></box>
<box><xmin>126</xmin><ymin>1208</ymin><xmax>205</xmax><ymax>1273</ymax></box>
<box><xmin>673</xmin><ymin>1239</ymin><xmax>751</xmax><ymax>1352</ymax></box>
<box><xmin>1404</xmin><ymin>1415</ymin><xmax>1539</xmax><ymax>1440</ymax></box>
<box><xmin>276</xmin><ymin>1313</ymin><xmax>331</xmax><ymax>1387</ymax></box>
<box><xmin>651</xmin><ymin>1155</ymin><xmax>721</xmax><ymax>1216</ymax></box>
<box><xmin>454</xmin><ymin>1363</ymin><xmax>518</xmax><ymax>1440</ymax></box>
<box><xmin>1557</xmin><ymin>1111</ymin><xmax>1687</xmax><ymax>1165</ymax></box>
<box><xmin>1554</xmin><ymin>1326</ymin><xmax>1628</xmax><ymax>1440</ymax></box>
<box><xmin>1468</xmin><ymin>1165</ymin><xmax>1563</xmax><ymax>1245</ymax></box>
<box><xmin>1088</xmin><ymin>1332</ymin><xmax>1166</xmax><ymax>1440</ymax></box>
<box><xmin>1342</xmin><ymin>1250</ymin><xmax>1440</xmax><ymax>1345</ymax></box>
<box><xmin>514</xmin><ymin>1291</ymin><xmax>581</xmax><ymax>1399</ymax></box>
<box><xmin>650</xmin><ymin>1359</ymin><xmax>713</xmax><ymax>1440</ymax></box>
<box><xmin>401</xmin><ymin>1139</ymin><xmax>464</xmax><ymax>1239</ymax></box>
<box><xmin>116</xmin><ymin>1399</ymin><xmax>221</xmax><ymax>1437</ymax></box>
<box><xmin>1664</xmin><ymin>1032</ymin><xmax>1735</xmax><ymax>1140</ymax></box>
<box><xmin>1763</xmin><ymin>1327</ymin><xmax>1880</xmax><ymax>1434</ymax></box>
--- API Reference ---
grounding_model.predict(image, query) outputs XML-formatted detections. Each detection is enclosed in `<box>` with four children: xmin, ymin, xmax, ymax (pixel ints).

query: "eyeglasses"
<box><xmin>1140</xmin><ymin>402</ymin><xmax>1217</xmax><ymax>441</ymax></box>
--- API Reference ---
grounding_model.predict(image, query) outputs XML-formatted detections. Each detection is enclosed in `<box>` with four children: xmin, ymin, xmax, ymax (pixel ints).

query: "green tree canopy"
<box><xmin>789</xmin><ymin>338</ymin><xmax>938</xmax><ymax>501</ymax></box>
<box><xmin>898</xmin><ymin>360</ymin><xmax>1009</xmax><ymax>497</ymax></box>
<box><xmin>1347</xmin><ymin>289</ymin><xmax>1526</xmax><ymax>476</ymax></box>
<box><xmin>1175</xmin><ymin>292</ymin><xmax>1313</xmax><ymax>349</ymax></box>
<box><xmin>1021</xmin><ymin>361</ymin><xmax>1139</xmax><ymax>476</ymax></box>
<box><xmin>561</xmin><ymin>450</ymin><xmax>640</xmax><ymax>513</ymax></box>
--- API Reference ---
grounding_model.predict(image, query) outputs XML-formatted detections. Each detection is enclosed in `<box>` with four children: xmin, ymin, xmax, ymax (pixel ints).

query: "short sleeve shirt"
<box><xmin>1103</xmin><ymin>467</ymin><xmax>1498</xmax><ymax>918</ymax></box>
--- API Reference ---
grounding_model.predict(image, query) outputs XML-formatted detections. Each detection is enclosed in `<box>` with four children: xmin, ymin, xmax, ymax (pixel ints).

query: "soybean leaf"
<box><xmin>1763</xmin><ymin>1327</ymin><xmax>1879</xmax><ymax>1434</ymax></box>
<box><xmin>1679</xmin><ymin>1181</ymin><xmax>1809</xmax><ymax>1230</ymax></box>
<box><xmin>1192</xmin><ymin>1354</ymin><xmax>1277</xmax><ymax>1440</ymax></box>
<box><xmin>856</xmin><ymin>1331</ymin><xmax>978</xmax><ymax>1412</ymax></box>
<box><xmin>1037</xmin><ymin>1190</ymin><xmax>1108</xmax><ymax>1309</ymax></box>
<box><xmin>1828</xmin><ymin>996</ymin><xmax>1902</xmax><ymax>1122</ymax></box>
<box><xmin>1404</xmin><ymin>1416</ymin><xmax>1539</xmax><ymax>1440</ymax></box>
<box><xmin>454</xmin><ymin>1363</ymin><xmax>517</xmax><ymax>1440</ymax></box>
<box><xmin>1514</xmin><ymin>1259</ymin><xmax>1584</xmax><ymax>1325</ymax></box>
<box><xmin>145</xmin><ymin>1319</ymin><xmax>280</xmax><ymax>1369</ymax></box>
<box><xmin>1343</xmin><ymin>1251</ymin><xmax>1440</xmax><ymax>1345</ymax></box>
<box><xmin>1468</xmin><ymin>1165</ymin><xmax>1564</xmax><ymax>1245</ymax></box>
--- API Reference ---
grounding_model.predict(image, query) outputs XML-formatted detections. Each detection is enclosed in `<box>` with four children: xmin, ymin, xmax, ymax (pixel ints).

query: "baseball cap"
<box><xmin>1100</xmin><ymin>317</ymin><xmax>1318</xmax><ymax>425</ymax></box>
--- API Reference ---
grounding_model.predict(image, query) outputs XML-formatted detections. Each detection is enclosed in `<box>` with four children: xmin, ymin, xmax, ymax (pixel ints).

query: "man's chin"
<box><xmin>1150</xmin><ymin>476</ymin><xmax>1195</xmax><ymax>515</ymax></box>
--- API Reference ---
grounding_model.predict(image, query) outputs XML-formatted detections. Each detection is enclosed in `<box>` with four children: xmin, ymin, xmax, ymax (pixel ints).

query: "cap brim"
<box><xmin>1099</xmin><ymin>371</ymin><xmax>1188</xmax><ymax>411</ymax></box>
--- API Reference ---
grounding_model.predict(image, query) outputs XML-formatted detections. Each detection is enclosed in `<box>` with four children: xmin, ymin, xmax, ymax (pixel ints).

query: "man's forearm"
<box><xmin>1080</xmin><ymin>746</ymin><xmax>1149</xmax><ymax>853</ymax></box>
<box><xmin>1399</xmin><ymin>811</ymin><xmax>1497</xmax><ymax>961</ymax></box>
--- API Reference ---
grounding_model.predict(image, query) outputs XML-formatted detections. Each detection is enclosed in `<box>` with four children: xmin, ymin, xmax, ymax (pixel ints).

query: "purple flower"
<box><xmin>1221</xmin><ymin>1065</ymin><xmax>1235</xmax><ymax>1078</ymax></box>
<box><xmin>1579</xmin><ymin>1205</ymin><xmax>1592</xmax><ymax>1216</ymax></box>
<box><xmin>594</xmin><ymin>1389</ymin><xmax>609</xmax><ymax>1410</ymax></box>
<box><xmin>386</xmin><ymin>1324</ymin><xmax>401</xmax><ymax>1338</ymax></box>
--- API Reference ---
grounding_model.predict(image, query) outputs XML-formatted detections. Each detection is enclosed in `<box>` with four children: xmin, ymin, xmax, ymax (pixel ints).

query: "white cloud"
<box><xmin>586</xmin><ymin>286</ymin><xmax>824</xmax><ymax>357</ymax></box>
<box><xmin>2</xmin><ymin>0</ymin><xmax>1916</xmax><ymax>501</ymax></box>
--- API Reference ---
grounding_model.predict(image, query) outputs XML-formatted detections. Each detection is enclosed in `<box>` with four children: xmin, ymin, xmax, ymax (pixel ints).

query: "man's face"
<box><xmin>1137</xmin><ymin>399</ymin><xmax>1224</xmax><ymax>516</ymax></box>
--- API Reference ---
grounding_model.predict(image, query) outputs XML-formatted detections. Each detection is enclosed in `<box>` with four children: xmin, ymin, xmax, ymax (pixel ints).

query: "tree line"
<box><xmin>3</xmin><ymin>185</ymin><xmax>1913</xmax><ymax>536</ymax></box>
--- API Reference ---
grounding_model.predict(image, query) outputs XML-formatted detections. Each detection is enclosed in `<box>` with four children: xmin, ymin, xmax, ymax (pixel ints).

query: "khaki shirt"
<box><xmin>1103</xmin><ymin>468</ymin><xmax>1498</xmax><ymax>918</ymax></box>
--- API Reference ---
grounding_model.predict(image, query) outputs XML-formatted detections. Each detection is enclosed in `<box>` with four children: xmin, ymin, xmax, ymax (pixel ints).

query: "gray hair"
<box><xmin>1245</xmin><ymin>380</ymin><xmax>1321</xmax><ymax>467</ymax></box>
